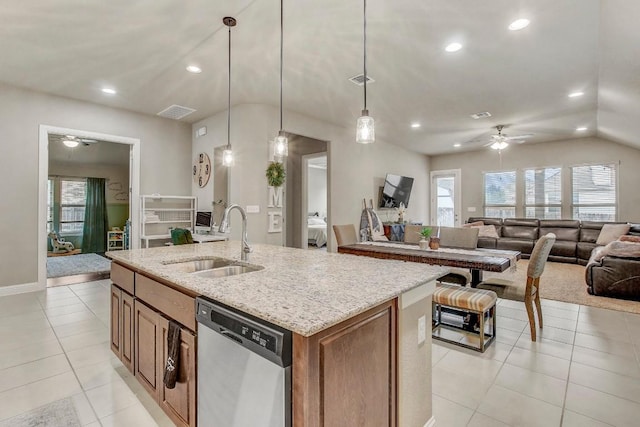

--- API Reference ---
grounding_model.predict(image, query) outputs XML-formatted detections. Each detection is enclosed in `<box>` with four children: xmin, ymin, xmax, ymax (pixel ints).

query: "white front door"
<box><xmin>430</xmin><ymin>169</ymin><xmax>461</xmax><ymax>227</ymax></box>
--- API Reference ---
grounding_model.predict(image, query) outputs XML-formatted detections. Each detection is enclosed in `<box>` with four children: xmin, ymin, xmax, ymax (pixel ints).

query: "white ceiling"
<box><xmin>3</xmin><ymin>0</ymin><xmax>639</xmax><ymax>155</ymax></box>
<box><xmin>48</xmin><ymin>134</ymin><xmax>130</xmax><ymax>166</ymax></box>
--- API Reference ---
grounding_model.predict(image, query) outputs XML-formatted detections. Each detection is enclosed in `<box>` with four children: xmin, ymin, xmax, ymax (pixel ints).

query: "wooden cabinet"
<box><xmin>293</xmin><ymin>300</ymin><xmax>397</xmax><ymax>427</ymax></box>
<box><xmin>110</xmin><ymin>284</ymin><xmax>134</xmax><ymax>374</ymax></box>
<box><xmin>159</xmin><ymin>316</ymin><xmax>197</xmax><ymax>427</ymax></box>
<box><xmin>134</xmin><ymin>299</ymin><xmax>162</xmax><ymax>400</ymax></box>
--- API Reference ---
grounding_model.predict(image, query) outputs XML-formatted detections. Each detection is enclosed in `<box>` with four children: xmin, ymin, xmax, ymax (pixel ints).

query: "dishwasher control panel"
<box><xmin>196</xmin><ymin>297</ymin><xmax>292</xmax><ymax>367</ymax></box>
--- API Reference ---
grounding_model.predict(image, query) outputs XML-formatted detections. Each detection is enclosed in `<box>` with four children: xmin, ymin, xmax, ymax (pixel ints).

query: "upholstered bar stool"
<box><xmin>333</xmin><ymin>224</ymin><xmax>358</xmax><ymax>247</ymax></box>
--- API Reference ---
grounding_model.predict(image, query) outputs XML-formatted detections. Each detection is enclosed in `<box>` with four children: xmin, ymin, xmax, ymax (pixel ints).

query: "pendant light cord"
<box><xmin>280</xmin><ymin>0</ymin><xmax>284</xmax><ymax>131</ymax></box>
<box><xmin>363</xmin><ymin>0</ymin><xmax>367</xmax><ymax>111</ymax></box>
<box><xmin>227</xmin><ymin>23</ymin><xmax>231</xmax><ymax>149</ymax></box>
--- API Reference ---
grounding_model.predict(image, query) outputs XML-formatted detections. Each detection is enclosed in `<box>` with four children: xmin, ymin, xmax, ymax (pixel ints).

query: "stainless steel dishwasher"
<box><xmin>196</xmin><ymin>297</ymin><xmax>292</xmax><ymax>427</ymax></box>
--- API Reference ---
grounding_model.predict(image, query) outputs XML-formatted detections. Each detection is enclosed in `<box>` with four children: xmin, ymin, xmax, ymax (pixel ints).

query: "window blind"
<box><xmin>524</xmin><ymin>167</ymin><xmax>562</xmax><ymax>219</ymax></box>
<box><xmin>571</xmin><ymin>163</ymin><xmax>617</xmax><ymax>221</ymax></box>
<box><xmin>484</xmin><ymin>171</ymin><xmax>516</xmax><ymax>218</ymax></box>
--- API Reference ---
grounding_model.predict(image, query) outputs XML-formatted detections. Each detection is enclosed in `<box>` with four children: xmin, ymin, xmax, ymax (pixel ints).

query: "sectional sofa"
<box><xmin>467</xmin><ymin>217</ymin><xmax>640</xmax><ymax>301</ymax></box>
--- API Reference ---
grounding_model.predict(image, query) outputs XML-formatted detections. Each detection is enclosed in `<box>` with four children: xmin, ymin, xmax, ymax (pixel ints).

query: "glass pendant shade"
<box><xmin>222</xmin><ymin>147</ymin><xmax>234</xmax><ymax>166</ymax></box>
<box><xmin>356</xmin><ymin>110</ymin><xmax>375</xmax><ymax>144</ymax></box>
<box><xmin>274</xmin><ymin>131</ymin><xmax>288</xmax><ymax>157</ymax></box>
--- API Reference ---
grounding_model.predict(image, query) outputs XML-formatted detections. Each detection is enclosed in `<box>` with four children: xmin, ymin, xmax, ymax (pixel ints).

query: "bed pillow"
<box><xmin>308</xmin><ymin>217</ymin><xmax>326</xmax><ymax>226</ymax></box>
<box><xmin>596</xmin><ymin>224</ymin><xmax>631</xmax><ymax>245</ymax></box>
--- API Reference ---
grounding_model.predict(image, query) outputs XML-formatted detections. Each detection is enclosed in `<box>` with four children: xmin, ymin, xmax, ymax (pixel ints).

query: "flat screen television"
<box><xmin>379</xmin><ymin>174</ymin><xmax>414</xmax><ymax>208</ymax></box>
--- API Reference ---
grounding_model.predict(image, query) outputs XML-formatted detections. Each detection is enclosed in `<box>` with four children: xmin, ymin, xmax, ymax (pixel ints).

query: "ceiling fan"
<box><xmin>465</xmin><ymin>125</ymin><xmax>533</xmax><ymax>150</ymax></box>
<box><xmin>61</xmin><ymin>135</ymin><xmax>99</xmax><ymax>148</ymax></box>
<box><xmin>486</xmin><ymin>125</ymin><xmax>532</xmax><ymax>150</ymax></box>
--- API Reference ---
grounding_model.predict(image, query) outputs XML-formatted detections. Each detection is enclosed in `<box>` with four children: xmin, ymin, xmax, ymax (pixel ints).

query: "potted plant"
<box><xmin>418</xmin><ymin>227</ymin><xmax>432</xmax><ymax>250</ymax></box>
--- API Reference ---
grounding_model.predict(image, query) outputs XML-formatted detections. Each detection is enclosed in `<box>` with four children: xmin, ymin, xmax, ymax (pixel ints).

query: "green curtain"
<box><xmin>82</xmin><ymin>178</ymin><xmax>109</xmax><ymax>253</ymax></box>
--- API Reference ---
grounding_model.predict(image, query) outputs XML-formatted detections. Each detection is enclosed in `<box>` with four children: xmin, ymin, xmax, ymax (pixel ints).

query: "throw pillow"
<box><xmin>620</xmin><ymin>235</ymin><xmax>640</xmax><ymax>243</ymax></box>
<box><xmin>476</xmin><ymin>224</ymin><xmax>499</xmax><ymax>239</ymax></box>
<box><xmin>463</xmin><ymin>221</ymin><xmax>484</xmax><ymax>228</ymax></box>
<box><xmin>596</xmin><ymin>223</ymin><xmax>631</xmax><ymax>246</ymax></box>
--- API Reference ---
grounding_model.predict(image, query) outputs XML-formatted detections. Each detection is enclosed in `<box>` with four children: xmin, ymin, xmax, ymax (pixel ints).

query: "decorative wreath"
<box><xmin>266</xmin><ymin>161</ymin><xmax>286</xmax><ymax>187</ymax></box>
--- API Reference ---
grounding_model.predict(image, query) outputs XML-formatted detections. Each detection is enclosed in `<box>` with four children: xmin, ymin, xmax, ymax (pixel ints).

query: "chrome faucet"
<box><xmin>218</xmin><ymin>204</ymin><xmax>252</xmax><ymax>262</ymax></box>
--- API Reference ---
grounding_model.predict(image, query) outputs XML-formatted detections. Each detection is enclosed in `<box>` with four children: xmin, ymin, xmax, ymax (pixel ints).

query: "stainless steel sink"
<box><xmin>163</xmin><ymin>257</ymin><xmax>235</xmax><ymax>273</ymax></box>
<box><xmin>191</xmin><ymin>264</ymin><xmax>263</xmax><ymax>278</ymax></box>
<box><xmin>163</xmin><ymin>257</ymin><xmax>263</xmax><ymax>278</ymax></box>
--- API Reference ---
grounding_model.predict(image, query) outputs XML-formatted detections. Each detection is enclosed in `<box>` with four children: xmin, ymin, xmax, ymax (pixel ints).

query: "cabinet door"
<box><xmin>294</xmin><ymin>300</ymin><xmax>397</xmax><ymax>427</ymax></box>
<box><xmin>110</xmin><ymin>285</ymin><xmax>122</xmax><ymax>357</ymax></box>
<box><xmin>134</xmin><ymin>300</ymin><xmax>161</xmax><ymax>400</ymax></box>
<box><xmin>158</xmin><ymin>317</ymin><xmax>197</xmax><ymax>427</ymax></box>
<box><xmin>121</xmin><ymin>291</ymin><xmax>135</xmax><ymax>373</ymax></box>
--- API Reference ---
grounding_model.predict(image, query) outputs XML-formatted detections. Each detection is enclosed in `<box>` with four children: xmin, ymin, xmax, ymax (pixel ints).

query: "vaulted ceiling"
<box><xmin>2</xmin><ymin>0</ymin><xmax>638</xmax><ymax>155</ymax></box>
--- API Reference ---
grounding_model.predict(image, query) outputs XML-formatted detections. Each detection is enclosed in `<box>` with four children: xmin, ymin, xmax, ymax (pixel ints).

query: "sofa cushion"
<box><xmin>629</xmin><ymin>224</ymin><xmax>640</xmax><ymax>236</ymax></box>
<box><xmin>549</xmin><ymin>240</ymin><xmax>577</xmax><ymax>258</ymax></box>
<box><xmin>477</xmin><ymin>236</ymin><xmax>497</xmax><ymax>249</ymax></box>
<box><xmin>501</xmin><ymin>225</ymin><xmax>538</xmax><ymax>240</ymax></box>
<box><xmin>596</xmin><ymin>224</ymin><xmax>631</xmax><ymax>245</ymax></box>
<box><xmin>497</xmin><ymin>238</ymin><xmax>535</xmax><ymax>255</ymax></box>
<box><xmin>577</xmin><ymin>242</ymin><xmax>597</xmax><ymax>264</ymax></box>
<box><xmin>540</xmin><ymin>220</ymin><xmax>580</xmax><ymax>242</ymax></box>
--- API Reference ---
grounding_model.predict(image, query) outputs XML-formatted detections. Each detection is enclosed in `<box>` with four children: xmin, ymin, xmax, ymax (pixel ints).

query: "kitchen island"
<box><xmin>107</xmin><ymin>241</ymin><xmax>446</xmax><ymax>426</ymax></box>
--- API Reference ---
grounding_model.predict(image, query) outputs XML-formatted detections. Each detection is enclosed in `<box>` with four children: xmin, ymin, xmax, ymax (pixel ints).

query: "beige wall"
<box><xmin>430</xmin><ymin>136</ymin><xmax>640</xmax><ymax>222</ymax></box>
<box><xmin>0</xmin><ymin>83</ymin><xmax>192</xmax><ymax>288</ymax></box>
<box><xmin>192</xmin><ymin>103</ymin><xmax>431</xmax><ymax>250</ymax></box>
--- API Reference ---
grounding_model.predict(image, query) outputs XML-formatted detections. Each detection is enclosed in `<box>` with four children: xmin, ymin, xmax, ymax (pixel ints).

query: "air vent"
<box><xmin>470</xmin><ymin>111</ymin><xmax>492</xmax><ymax>119</ymax></box>
<box><xmin>157</xmin><ymin>104</ymin><xmax>196</xmax><ymax>120</ymax></box>
<box><xmin>349</xmin><ymin>74</ymin><xmax>375</xmax><ymax>86</ymax></box>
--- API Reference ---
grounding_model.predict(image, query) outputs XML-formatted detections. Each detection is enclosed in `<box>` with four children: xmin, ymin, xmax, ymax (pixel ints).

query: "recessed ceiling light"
<box><xmin>101</xmin><ymin>87</ymin><xmax>116</xmax><ymax>95</ymax></box>
<box><xmin>445</xmin><ymin>42</ymin><xmax>462</xmax><ymax>53</ymax></box>
<box><xmin>411</xmin><ymin>123</ymin><xmax>421</xmax><ymax>129</ymax></box>
<box><xmin>576</xmin><ymin>127</ymin><xmax>588</xmax><ymax>131</ymax></box>
<box><xmin>453</xmin><ymin>143</ymin><xmax>461</xmax><ymax>148</ymax></box>
<box><xmin>508</xmin><ymin>18</ymin><xmax>530</xmax><ymax>31</ymax></box>
<box><xmin>186</xmin><ymin>65</ymin><xmax>202</xmax><ymax>74</ymax></box>
<box><xmin>568</xmin><ymin>91</ymin><xmax>584</xmax><ymax>98</ymax></box>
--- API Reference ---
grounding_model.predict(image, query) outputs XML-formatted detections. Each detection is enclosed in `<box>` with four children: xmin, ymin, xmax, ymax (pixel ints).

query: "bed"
<box><xmin>308</xmin><ymin>215</ymin><xmax>327</xmax><ymax>248</ymax></box>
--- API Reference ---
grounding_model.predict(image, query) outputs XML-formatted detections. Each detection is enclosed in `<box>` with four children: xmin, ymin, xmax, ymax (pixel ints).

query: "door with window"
<box><xmin>430</xmin><ymin>170</ymin><xmax>461</xmax><ymax>227</ymax></box>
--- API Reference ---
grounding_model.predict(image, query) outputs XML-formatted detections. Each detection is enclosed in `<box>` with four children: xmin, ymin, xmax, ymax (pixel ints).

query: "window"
<box><xmin>524</xmin><ymin>167</ymin><xmax>562</xmax><ymax>219</ymax></box>
<box><xmin>484</xmin><ymin>171</ymin><xmax>516</xmax><ymax>218</ymax></box>
<box><xmin>59</xmin><ymin>179</ymin><xmax>86</xmax><ymax>234</ymax></box>
<box><xmin>571</xmin><ymin>163</ymin><xmax>617</xmax><ymax>221</ymax></box>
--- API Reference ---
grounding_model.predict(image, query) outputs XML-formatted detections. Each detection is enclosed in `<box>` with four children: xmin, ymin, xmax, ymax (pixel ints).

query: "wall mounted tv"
<box><xmin>379</xmin><ymin>174</ymin><xmax>414</xmax><ymax>208</ymax></box>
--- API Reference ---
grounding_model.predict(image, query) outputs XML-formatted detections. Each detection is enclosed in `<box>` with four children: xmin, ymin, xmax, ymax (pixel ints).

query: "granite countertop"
<box><xmin>107</xmin><ymin>241</ymin><xmax>447</xmax><ymax>336</ymax></box>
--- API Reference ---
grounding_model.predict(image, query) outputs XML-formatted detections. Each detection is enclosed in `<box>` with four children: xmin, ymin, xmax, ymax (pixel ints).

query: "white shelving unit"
<box><xmin>107</xmin><ymin>230</ymin><xmax>125</xmax><ymax>251</ymax></box>
<box><xmin>140</xmin><ymin>195</ymin><xmax>197</xmax><ymax>248</ymax></box>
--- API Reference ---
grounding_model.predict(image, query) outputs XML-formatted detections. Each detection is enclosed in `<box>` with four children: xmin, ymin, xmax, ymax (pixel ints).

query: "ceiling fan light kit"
<box><xmin>356</xmin><ymin>0</ymin><xmax>375</xmax><ymax>144</ymax></box>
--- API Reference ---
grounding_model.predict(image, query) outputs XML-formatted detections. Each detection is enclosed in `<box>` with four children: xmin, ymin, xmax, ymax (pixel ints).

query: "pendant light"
<box><xmin>356</xmin><ymin>0</ymin><xmax>375</xmax><ymax>144</ymax></box>
<box><xmin>222</xmin><ymin>17</ymin><xmax>237</xmax><ymax>167</ymax></box>
<box><xmin>273</xmin><ymin>0</ymin><xmax>288</xmax><ymax>158</ymax></box>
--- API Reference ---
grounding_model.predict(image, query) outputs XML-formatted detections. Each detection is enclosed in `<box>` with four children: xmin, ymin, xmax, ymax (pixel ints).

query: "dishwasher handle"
<box><xmin>219</xmin><ymin>329</ymin><xmax>243</xmax><ymax>344</ymax></box>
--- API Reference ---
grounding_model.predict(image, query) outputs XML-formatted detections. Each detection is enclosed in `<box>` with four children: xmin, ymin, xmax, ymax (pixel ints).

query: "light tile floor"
<box><xmin>2</xmin><ymin>280</ymin><xmax>640</xmax><ymax>426</ymax></box>
<box><xmin>0</xmin><ymin>280</ymin><xmax>173</xmax><ymax>427</ymax></box>
<box><xmin>433</xmin><ymin>298</ymin><xmax>640</xmax><ymax>427</ymax></box>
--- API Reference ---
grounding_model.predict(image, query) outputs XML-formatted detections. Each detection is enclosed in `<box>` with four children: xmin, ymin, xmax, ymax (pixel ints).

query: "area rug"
<box><xmin>46</xmin><ymin>253</ymin><xmax>111</xmax><ymax>278</ymax></box>
<box><xmin>484</xmin><ymin>260</ymin><xmax>640</xmax><ymax>314</ymax></box>
<box><xmin>0</xmin><ymin>397</ymin><xmax>81</xmax><ymax>427</ymax></box>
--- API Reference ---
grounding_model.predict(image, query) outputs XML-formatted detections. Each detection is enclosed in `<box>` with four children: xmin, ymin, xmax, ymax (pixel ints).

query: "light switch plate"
<box><xmin>246</xmin><ymin>205</ymin><xmax>260</xmax><ymax>213</ymax></box>
<box><xmin>468</xmin><ymin>206</ymin><xmax>477</xmax><ymax>212</ymax></box>
<box><xmin>418</xmin><ymin>315</ymin><xmax>426</xmax><ymax>345</ymax></box>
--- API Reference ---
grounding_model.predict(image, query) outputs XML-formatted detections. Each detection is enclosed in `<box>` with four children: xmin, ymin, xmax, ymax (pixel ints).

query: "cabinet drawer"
<box><xmin>136</xmin><ymin>274</ymin><xmax>195</xmax><ymax>331</ymax></box>
<box><xmin>111</xmin><ymin>263</ymin><xmax>135</xmax><ymax>294</ymax></box>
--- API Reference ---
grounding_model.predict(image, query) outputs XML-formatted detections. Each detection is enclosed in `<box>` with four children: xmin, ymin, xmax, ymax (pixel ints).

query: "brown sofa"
<box><xmin>468</xmin><ymin>217</ymin><xmax>635</xmax><ymax>264</ymax></box>
<box><xmin>468</xmin><ymin>217</ymin><xmax>640</xmax><ymax>301</ymax></box>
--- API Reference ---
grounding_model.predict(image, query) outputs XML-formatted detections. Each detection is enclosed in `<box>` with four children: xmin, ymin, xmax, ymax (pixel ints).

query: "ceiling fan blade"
<box><xmin>504</xmin><ymin>134</ymin><xmax>533</xmax><ymax>140</ymax></box>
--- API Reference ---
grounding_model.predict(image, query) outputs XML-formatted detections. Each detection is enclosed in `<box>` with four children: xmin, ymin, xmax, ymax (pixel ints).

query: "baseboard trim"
<box><xmin>0</xmin><ymin>281</ymin><xmax>43</xmax><ymax>296</ymax></box>
<box><xmin>424</xmin><ymin>416</ymin><xmax>436</xmax><ymax>427</ymax></box>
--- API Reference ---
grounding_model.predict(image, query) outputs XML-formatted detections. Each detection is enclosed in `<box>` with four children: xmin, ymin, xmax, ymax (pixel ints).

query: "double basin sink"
<box><xmin>163</xmin><ymin>257</ymin><xmax>263</xmax><ymax>278</ymax></box>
